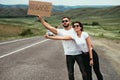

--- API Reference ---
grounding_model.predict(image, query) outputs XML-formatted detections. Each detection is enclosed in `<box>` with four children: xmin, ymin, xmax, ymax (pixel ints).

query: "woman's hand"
<box><xmin>90</xmin><ymin>59</ymin><xmax>94</xmax><ymax>66</ymax></box>
<box><xmin>44</xmin><ymin>34</ymin><xmax>50</xmax><ymax>39</ymax></box>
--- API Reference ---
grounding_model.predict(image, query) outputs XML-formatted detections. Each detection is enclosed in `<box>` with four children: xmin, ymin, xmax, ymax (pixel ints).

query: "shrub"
<box><xmin>92</xmin><ymin>22</ymin><xmax>100</xmax><ymax>26</ymax></box>
<box><xmin>19</xmin><ymin>29</ymin><xmax>33</xmax><ymax>36</ymax></box>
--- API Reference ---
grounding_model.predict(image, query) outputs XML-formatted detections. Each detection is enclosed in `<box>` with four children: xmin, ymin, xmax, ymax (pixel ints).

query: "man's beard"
<box><xmin>63</xmin><ymin>24</ymin><xmax>69</xmax><ymax>28</ymax></box>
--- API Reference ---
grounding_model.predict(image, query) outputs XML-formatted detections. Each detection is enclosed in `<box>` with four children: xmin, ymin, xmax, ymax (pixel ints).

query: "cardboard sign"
<box><xmin>27</xmin><ymin>0</ymin><xmax>52</xmax><ymax>17</ymax></box>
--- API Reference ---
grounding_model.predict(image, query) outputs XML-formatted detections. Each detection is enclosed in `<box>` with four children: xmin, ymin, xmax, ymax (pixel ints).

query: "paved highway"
<box><xmin>0</xmin><ymin>36</ymin><xmax>119</xmax><ymax>80</ymax></box>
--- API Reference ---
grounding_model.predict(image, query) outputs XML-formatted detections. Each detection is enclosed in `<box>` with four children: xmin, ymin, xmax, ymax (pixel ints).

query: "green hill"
<box><xmin>53</xmin><ymin>6</ymin><xmax>120</xmax><ymax>18</ymax></box>
<box><xmin>0</xmin><ymin>7</ymin><xmax>27</xmax><ymax>17</ymax></box>
<box><xmin>0</xmin><ymin>5</ymin><xmax>120</xmax><ymax>41</ymax></box>
<box><xmin>0</xmin><ymin>4</ymin><xmax>116</xmax><ymax>18</ymax></box>
<box><xmin>51</xmin><ymin>6</ymin><xmax>120</xmax><ymax>40</ymax></box>
<box><xmin>0</xmin><ymin>4</ymin><xmax>80</xmax><ymax>17</ymax></box>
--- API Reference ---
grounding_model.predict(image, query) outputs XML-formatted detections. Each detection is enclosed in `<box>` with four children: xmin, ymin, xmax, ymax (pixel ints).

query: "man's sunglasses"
<box><xmin>72</xmin><ymin>25</ymin><xmax>80</xmax><ymax>28</ymax></box>
<box><xmin>62</xmin><ymin>20</ymin><xmax>69</xmax><ymax>23</ymax></box>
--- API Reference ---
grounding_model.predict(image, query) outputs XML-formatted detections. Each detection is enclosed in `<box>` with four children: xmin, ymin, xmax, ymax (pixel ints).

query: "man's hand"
<box><xmin>37</xmin><ymin>15</ymin><xmax>42</xmax><ymax>20</ymax></box>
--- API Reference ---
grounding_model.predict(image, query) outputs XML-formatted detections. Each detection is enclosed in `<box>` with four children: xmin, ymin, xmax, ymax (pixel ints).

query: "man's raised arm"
<box><xmin>37</xmin><ymin>15</ymin><xmax>57</xmax><ymax>34</ymax></box>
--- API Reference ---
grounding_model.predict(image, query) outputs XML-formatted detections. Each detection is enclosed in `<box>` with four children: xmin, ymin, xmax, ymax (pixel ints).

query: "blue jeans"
<box><xmin>66</xmin><ymin>54</ymin><xmax>88</xmax><ymax>80</ymax></box>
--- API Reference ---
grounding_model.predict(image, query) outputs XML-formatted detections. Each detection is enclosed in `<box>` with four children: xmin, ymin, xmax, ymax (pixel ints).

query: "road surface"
<box><xmin>0</xmin><ymin>36</ymin><xmax>120</xmax><ymax>80</ymax></box>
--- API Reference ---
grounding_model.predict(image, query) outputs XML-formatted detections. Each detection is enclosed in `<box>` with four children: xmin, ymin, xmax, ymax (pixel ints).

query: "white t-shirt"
<box><xmin>57</xmin><ymin>28</ymin><xmax>82</xmax><ymax>55</ymax></box>
<box><xmin>72</xmin><ymin>32</ymin><xmax>89</xmax><ymax>52</ymax></box>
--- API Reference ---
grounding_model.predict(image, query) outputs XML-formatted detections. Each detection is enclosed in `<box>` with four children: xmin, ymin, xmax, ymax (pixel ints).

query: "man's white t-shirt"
<box><xmin>72</xmin><ymin>32</ymin><xmax>89</xmax><ymax>53</ymax></box>
<box><xmin>57</xmin><ymin>28</ymin><xmax>82</xmax><ymax>55</ymax></box>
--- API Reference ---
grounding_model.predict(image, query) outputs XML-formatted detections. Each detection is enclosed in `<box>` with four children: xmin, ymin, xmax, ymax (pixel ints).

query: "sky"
<box><xmin>0</xmin><ymin>0</ymin><xmax>120</xmax><ymax>6</ymax></box>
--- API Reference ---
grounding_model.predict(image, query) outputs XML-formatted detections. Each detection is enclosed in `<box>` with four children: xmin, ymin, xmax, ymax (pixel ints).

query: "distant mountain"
<box><xmin>52</xmin><ymin>5</ymin><xmax>112</xmax><ymax>12</ymax></box>
<box><xmin>0</xmin><ymin>4</ymin><xmax>80</xmax><ymax>17</ymax></box>
<box><xmin>0</xmin><ymin>4</ymin><xmax>28</xmax><ymax>8</ymax></box>
<box><xmin>0</xmin><ymin>4</ymin><xmax>112</xmax><ymax>8</ymax></box>
<box><xmin>53</xmin><ymin>6</ymin><xmax>120</xmax><ymax>18</ymax></box>
<box><xmin>0</xmin><ymin>4</ymin><xmax>118</xmax><ymax>18</ymax></box>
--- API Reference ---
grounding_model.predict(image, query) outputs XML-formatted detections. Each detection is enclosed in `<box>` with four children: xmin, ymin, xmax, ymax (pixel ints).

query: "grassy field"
<box><xmin>76</xmin><ymin>17</ymin><xmax>120</xmax><ymax>40</ymax></box>
<box><xmin>0</xmin><ymin>17</ymin><xmax>46</xmax><ymax>41</ymax></box>
<box><xmin>0</xmin><ymin>15</ymin><xmax>120</xmax><ymax>41</ymax></box>
<box><xmin>46</xmin><ymin>15</ymin><xmax>120</xmax><ymax>40</ymax></box>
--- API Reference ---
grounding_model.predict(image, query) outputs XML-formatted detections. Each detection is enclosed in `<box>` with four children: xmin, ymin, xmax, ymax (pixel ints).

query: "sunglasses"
<box><xmin>62</xmin><ymin>20</ymin><xmax>69</xmax><ymax>23</ymax></box>
<box><xmin>72</xmin><ymin>25</ymin><xmax>80</xmax><ymax>28</ymax></box>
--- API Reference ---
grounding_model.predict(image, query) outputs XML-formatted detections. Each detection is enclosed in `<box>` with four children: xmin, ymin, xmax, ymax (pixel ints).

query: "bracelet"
<box><xmin>90</xmin><ymin>58</ymin><xmax>93</xmax><ymax>60</ymax></box>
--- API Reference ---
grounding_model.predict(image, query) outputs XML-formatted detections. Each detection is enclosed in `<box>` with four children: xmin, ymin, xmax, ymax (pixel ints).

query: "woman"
<box><xmin>45</xmin><ymin>21</ymin><xmax>103</xmax><ymax>80</ymax></box>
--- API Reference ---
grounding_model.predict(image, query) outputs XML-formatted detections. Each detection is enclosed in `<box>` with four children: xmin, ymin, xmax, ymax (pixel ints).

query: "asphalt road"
<box><xmin>0</xmin><ymin>36</ymin><xmax>119</xmax><ymax>80</ymax></box>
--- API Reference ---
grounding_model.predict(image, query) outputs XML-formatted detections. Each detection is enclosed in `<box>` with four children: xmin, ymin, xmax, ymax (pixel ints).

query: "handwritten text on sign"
<box><xmin>27</xmin><ymin>1</ymin><xmax>52</xmax><ymax>17</ymax></box>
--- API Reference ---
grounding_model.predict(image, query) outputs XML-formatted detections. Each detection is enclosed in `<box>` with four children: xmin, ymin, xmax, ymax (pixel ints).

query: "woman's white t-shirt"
<box><xmin>57</xmin><ymin>28</ymin><xmax>82</xmax><ymax>55</ymax></box>
<box><xmin>72</xmin><ymin>32</ymin><xmax>89</xmax><ymax>52</ymax></box>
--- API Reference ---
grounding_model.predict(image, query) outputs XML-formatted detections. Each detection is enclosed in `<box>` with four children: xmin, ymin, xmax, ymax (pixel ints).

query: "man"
<box><xmin>37</xmin><ymin>15</ymin><xmax>88</xmax><ymax>80</ymax></box>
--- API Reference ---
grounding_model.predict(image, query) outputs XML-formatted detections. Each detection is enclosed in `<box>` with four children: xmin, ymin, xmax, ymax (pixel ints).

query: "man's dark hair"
<box><xmin>62</xmin><ymin>16</ymin><xmax>70</xmax><ymax>20</ymax></box>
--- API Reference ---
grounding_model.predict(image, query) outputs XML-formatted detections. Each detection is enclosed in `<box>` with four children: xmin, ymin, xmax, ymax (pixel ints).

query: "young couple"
<box><xmin>37</xmin><ymin>15</ymin><xmax>103</xmax><ymax>80</ymax></box>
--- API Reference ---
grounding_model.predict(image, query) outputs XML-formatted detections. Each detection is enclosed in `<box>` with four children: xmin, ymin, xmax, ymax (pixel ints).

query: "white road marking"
<box><xmin>0</xmin><ymin>39</ymin><xmax>49</xmax><ymax>59</ymax></box>
<box><xmin>0</xmin><ymin>37</ymin><xmax>40</xmax><ymax>45</ymax></box>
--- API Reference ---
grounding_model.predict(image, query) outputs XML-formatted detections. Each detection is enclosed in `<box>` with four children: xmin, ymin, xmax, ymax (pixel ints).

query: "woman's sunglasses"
<box><xmin>72</xmin><ymin>25</ymin><xmax>80</xmax><ymax>28</ymax></box>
